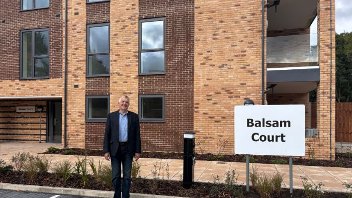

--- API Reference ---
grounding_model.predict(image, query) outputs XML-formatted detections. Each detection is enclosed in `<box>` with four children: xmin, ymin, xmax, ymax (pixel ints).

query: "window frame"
<box><xmin>86</xmin><ymin>0</ymin><xmax>110</xmax><ymax>3</ymax></box>
<box><xmin>21</xmin><ymin>0</ymin><xmax>50</xmax><ymax>11</ymax></box>
<box><xmin>86</xmin><ymin>96</ymin><xmax>110</xmax><ymax>122</ymax></box>
<box><xmin>86</xmin><ymin>23</ymin><xmax>110</xmax><ymax>77</ymax></box>
<box><xmin>139</xmin><ymin>18</ymin><xmax>166</xmax><ymax>75</ymax></box>
<box><xmin>20</xmin><ymin>28</ymin><xmax>50</xmax><ymax>79</ymax></box>
<box><xmin>139</xmin><ymin>95</ymin><xmax>165</xmax><ymax>122</ymax></box>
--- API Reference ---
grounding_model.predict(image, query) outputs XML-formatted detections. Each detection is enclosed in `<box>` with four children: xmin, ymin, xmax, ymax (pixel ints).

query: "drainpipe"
<box><xmin>64</xmin><ymin>0</ymin><xmax>68</xmax><ymax>148</ymax></box>
<box><xmin>329</xmin><ymin>0</ymin><xmax>333</xmax><ymax>160</ymax></box>
<box><xmin>261</xmin><ymin>0</ymin><xmax>265</xmax><ymax>105</ymax></box>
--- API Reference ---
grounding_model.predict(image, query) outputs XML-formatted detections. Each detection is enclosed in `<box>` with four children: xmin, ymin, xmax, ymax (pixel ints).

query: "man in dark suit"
<box><xmin>103</xmin><ymin>95</ymin><xmax>141</xmax><ymax>198</ymax></box>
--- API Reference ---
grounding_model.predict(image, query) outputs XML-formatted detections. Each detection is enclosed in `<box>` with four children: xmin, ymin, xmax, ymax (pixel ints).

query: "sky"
<box><xmin>336</xmin><ymin>0</ymin><xmax>352</xmax><ymax>34</ymax></box>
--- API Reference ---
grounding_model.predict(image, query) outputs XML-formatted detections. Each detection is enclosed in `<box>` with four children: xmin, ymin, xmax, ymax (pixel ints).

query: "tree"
<box><xmin>336</xmin><ymin>32</ymin><xmax>352</xmax><ymax>102</ymax></box>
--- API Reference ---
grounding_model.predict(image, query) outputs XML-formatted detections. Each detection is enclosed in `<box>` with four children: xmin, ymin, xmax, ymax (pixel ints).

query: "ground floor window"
<box><xmin>86</xmin><ymin>96</ymin><xmax>109</xmax><ymax>122</ymax></box>
<box><xmin>139</xmin><ymin>95</ymin><xmax>164</xmax><ymax>121</ymax></box>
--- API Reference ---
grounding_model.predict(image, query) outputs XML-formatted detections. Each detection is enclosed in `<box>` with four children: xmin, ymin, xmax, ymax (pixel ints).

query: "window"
<box><xmin>139</xmin><ymin>19</ymin><xmax>165</xmax><ymax>74</ymax></box>
<box><xmin>139</xmin><ymin>95</ymin><xmax>164</xmax><ymax>121</ymax></box>
<box><xmin>87</xmin><ymin>0</ymin><xmax>109</xmax><ymax>3</ymax></box>
<box><xmin>21</xmin><ymin>29</ymin><xmax>49</xmax><ymax>79</ymax></box>
<box><xmin>86</xmin><ymin>96</ymin><xmax>109</xmax><ymax>122</ymax></box>
<box><xmin>22</xmin><ymin>0</ymin><xmax>49</xmax><ymax>10</ymax></box>
<box><xmin>87</xmin><ymin>24</ymin><xmax>110</xmax><ymax>76</ymax></box>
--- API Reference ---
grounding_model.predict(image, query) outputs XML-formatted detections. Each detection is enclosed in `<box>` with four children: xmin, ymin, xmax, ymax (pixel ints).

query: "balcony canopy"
<box><xmin>267</xmin><ymin>0</ymin><xmax>317</xmax><ymax>32</ymax></box>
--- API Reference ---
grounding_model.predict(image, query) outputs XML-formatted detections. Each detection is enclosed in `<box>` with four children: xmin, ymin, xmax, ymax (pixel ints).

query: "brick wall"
<box><xmin>139</xmin><ymin>0</ymin><xmax>194</xmax><ymax>152</ymax></box>
<box><xmin>194</xmin><ymin>0</ymin><xmax>263</xmax><ymax>154</ymax></box>
<box><xmin>66</xmin><ymin>0</ymin><xmax>87</xmax><ymax>148</ymax></box>
<box><xmin>267</xmin><ymin>93</ymin><xmax>312</xmax><ymax>129</ymax></box>
<box><xmin>312</xmin><ymin>0</ymin><xmax>336</xmax><ymax>160</ymax></box>
<box><xmin>0</xmin><ymin>0</ymin><xmax>62</xmax><ymax>80</ymax></box>
<box><xmin>85</xmin><ymin>2</ymin><xmax>110</xmax><ymax>149</ymax></box>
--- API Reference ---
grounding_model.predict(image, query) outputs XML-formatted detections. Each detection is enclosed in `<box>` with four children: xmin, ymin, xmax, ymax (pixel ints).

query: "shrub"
<box><xmin>34</xmin><ymin>155</ymin><xmax>50</xmax><ymax>173</ymax></box>
<box><xmin>52</xmin><ymin>160</ymin><xmax>72</xmax><ymax>184</ymax></box>
<box><xmin>47</xmin><ymin>147</ymin><xmax>60</xmax><ymax>153</ymax></box>
<box><xmin>131</xmin><ymin>160</ymin><xmax>141</xmax><ymax>179</ymax></box>
<box><xmin>74</xmin><ymin>156</ymin><xmax>89</xmax><ymax>187</ymax></box>
<box><xmin>0</xmin><ymin>159</ymin><xmax>13</xmax><ymax>173</ymax></box>
<box><xmin>224</xmin><ymin>169</ymin><xmax>244</xmax><ymax>198</ymax></box>
<box><xmin>301</xmin><ymin>176</ymin><xmax>324</xmax><ymax>198</ymax></box>
<box><xmin>250</xmin><ymin>167</ymin><xmax>283</xmax><ymax>198</ymax></box>
<box><xmin>11</xmin><ymin>152</ymin><xmax>31</xmax><ymax>171</ymax></box>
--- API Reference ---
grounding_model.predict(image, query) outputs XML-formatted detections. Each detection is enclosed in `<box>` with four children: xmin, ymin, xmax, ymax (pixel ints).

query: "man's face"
<box><xmin>119</xmin><ymin>97</ymin><xmax>130</xmax><ymax>112</ymax></box>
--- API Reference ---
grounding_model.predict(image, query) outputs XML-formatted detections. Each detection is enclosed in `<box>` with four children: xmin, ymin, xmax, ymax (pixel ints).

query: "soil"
<box><xmin>0</xmin><ymin>170</ymin><xmax>349</xmax><ymax>198</ymax></box>
<box><xmin>43</xmin><ymin>148</ymin><xmax>352</xmax><ymax>168</ymax></box>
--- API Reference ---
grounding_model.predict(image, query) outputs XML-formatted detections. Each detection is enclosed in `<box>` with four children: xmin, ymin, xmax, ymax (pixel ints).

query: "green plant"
<box><xmin>97</xmin><ymin>164</ymin><xmax>112</xmax><ymax>188</ymax></box>
<box><xmin>250</xmin><ymin>167</ymin><xmax>283</xmax><ymax>198</ymax></box>
<box><xmin>22</xmin><ymin>155</ymin><xmax>37</xmax><ymax>183</ymax></box>
<box><xmin>63</xmin><ymin>149</ymin><xmax>75</xmax><ymax>155</ymax></box>
<box><xmin>270</xmin><ymin>158</ymin><xmax>287</xmax><ymax>164</ymax></box>
<box><xmin>344</xmin><ymin>182</ymin><xmax>352</xmax><ymax>198</ymax></box>
<box><xmin>301</xmin><ymin>176</ymin><xmax>324</xmax><ymax>198</ymax></box>
<box><xmin>209</xmin><ymin>175</ymin><xmax>221</xmax><ymax>196</ymax></box>
<box><xmin>52</xmin><ymin>160</ymin><xmax>72</xmax><ymax>184</ymax></box>
<box><xmin>34</xmin><ymin>155</ymin><xmax>50</xmax><ymax>173</ymax></box>
<box><xmin>131</xmin><ymin>160</ymin><xmax>141</xmax><ymax>179</ymax></box>
<box><xmin>224</xmin><ymin>169</ymin><xmax>244</xmax><ymax>198</ymax></box>
<box><xmin>74</xmin><ymin>157</ymin><xmax>89</xmax><ymax>187</ymax></box>
<box><xmin>11</xmin><ymin>152</ymin><xmax>31</xmax><ymax>171</ymax></box>
<box><xmin>47</xmin><ymin>147</ymin><xmax>60</xmax><ymax>153</ymax></box>
<box><xmin>0</xmin><ymin>159</ymin><xmax>13</xmax><ymax>173</ymax></box>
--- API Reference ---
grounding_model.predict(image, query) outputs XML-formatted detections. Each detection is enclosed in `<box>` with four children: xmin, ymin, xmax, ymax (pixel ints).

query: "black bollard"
<box><xmin>183</xmin><ymin>132</ymin><xmax>195</xmax><ymax>189</ymax></box>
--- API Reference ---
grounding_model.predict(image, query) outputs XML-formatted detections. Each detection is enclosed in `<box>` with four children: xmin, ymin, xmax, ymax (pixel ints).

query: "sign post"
<box><xmin>235</xmin><ymin>105</ymin><xmax>305</xmax><ymax>194</ymax></box>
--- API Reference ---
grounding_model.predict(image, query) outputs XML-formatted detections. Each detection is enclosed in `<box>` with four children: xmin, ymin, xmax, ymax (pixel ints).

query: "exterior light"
<box><xmin>244</xmin><ymin>98</ymin><xmax>254</xmax><ymax>106</ymax></box>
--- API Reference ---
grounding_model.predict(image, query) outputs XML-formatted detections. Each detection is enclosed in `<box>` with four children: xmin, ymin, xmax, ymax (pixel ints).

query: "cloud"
<box><xmin>336</xmin><ymin>0</ymin><xmax>352</xmax><ymax>33</ymax></box>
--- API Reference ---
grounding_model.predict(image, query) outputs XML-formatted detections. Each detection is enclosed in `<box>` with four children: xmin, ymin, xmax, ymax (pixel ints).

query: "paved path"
<box><xmin>1</xmin><ymin>141</ymin><xmax>351</xmax><ymax>193</ymax></box>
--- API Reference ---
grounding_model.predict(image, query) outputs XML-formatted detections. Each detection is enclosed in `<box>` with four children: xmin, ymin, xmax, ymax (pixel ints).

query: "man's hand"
<box><xmin>134</xmin><ymin>153</ymin><xmax>141</xmax><ymax>161</ymax></box>
<box><xmin>104</xmin><ymin>152</ymin><xmax>111</xmax><ymax>161</ymax></box>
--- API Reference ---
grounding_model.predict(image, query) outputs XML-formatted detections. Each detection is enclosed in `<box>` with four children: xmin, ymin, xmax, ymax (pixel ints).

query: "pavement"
<box><xmin>1</xmin><ymin>141</ymin><xmax>352</xmax><ymax>197</ymax></box>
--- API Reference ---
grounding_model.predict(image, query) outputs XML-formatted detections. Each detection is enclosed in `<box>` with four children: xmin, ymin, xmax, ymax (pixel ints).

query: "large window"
<box><xmin>21</xmin><ymin>0</ymin><xmax>49</xmax><ymax>10</ymax></box>
<box><xmin>139</xmin><ymin>95</ymin><xmax>164</xmax><ymax>121</ymax></box>
<box><xmin>21</xmin><ymin>29</ymin><xmax>49</xmax><ymax>79</ymax></box>
<box><xmin>87</xmin><ymin>24</ymin><xmax>110</xmax><ymax>76</ymax></box>
<box><xmin>86</xmin><ymin>96</ymin><xmax>109</xmax><ymax>122</ymax></box>
<box><xmin>139</xmin><ymin>19</ymin><xmax>165</xmax><ymax>74</ymax></box>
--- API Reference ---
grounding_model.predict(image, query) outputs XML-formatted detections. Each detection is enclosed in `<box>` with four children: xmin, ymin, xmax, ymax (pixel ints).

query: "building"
<box><xmin>0</xmin><ymin>0</ymin><xmax>335</xmax><ymax>159</ymax></box>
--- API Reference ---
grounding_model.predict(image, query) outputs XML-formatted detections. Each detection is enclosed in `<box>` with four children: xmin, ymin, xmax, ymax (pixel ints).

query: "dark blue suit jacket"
<box><xmin>103</xmin><ymin>111</ymin><xmax>141</xmax><ymax>156</ymax></box>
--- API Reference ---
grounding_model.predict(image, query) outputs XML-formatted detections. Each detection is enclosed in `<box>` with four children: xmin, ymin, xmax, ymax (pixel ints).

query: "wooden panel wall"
<box><xmin>0</xmin><ymin>101</ymin><xmax>47</xmax><ymax>142</ymax></box>
<box><xmin>336</xmin><ymin>102</ymin><xmax>352</xmax><ymax>143</ymax></box>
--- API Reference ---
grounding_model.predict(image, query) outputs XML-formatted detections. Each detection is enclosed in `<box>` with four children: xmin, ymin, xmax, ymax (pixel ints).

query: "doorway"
<box><xmin>47</xmin><ymin>101</ymin><xmax>62</xmax><ymax>143</ymax></box>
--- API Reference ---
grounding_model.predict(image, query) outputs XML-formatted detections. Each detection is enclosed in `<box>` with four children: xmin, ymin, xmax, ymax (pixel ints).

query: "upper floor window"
<box><xmin>86</xmin><ymin>96</ymin><xmax>109</xmax><ymax>122</ymax></box>
<box><xmin>22</xmin><ymin>0</ymin><xmax>49</xmax><ymax>10</ymax></box>
<box><xmin>87</xmin><ymin>24</ymin><xmax>110</xmax><ymax>76</ymax></box>
<box><xmin>87</xmin><ymin>0</ymin><xmax>109</xmax><ymax>3</ymax></box>
<box><xmin>21</xmin><ymin>29</ymin><xmax>49</xmax><ymax>79</ymax></box>
<box><xmin>139</xmin><ymin>18</ymin><xmax>165</xmax><ymax>74</ymax></box>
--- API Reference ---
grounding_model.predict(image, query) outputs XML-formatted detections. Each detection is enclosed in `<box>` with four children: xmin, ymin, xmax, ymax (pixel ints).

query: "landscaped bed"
<box><xmin>0</xmin><ymin>149</ymin><xmax>351</xmax><ymax>197</ymax></box>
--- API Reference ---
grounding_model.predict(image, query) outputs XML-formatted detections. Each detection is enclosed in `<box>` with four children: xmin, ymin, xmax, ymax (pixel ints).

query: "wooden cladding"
<box><xmin>336</xmin><ymin>103</ymin><xmax>352</xmax><ymax>143</ymax></box>
<box><xmin>0</xmin><ymin>100</ymin><xmax>47</xmax><ymax>142</ymax></box>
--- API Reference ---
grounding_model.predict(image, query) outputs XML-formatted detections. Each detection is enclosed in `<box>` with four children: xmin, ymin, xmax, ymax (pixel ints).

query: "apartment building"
<box><xmin>0</xmin><ymin>0</ymin><xmax>335</xmax><ymax>159</ymax></box>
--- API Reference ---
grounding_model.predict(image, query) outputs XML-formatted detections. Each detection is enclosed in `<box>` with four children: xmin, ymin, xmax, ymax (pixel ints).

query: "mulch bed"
<box><xmin>0</xmin><ymin>170</ymin><xmax>349</xmax><ymax>197</ymax></box>
<box><xmin>43</xmin><ymin>148</ymin><xmax>352</xmax><ymax>168</ymax></box>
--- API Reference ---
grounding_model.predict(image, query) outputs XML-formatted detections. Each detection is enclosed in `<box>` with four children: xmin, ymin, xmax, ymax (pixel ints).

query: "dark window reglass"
<box><xmin>140</xmin><ymin>20</ymin><xmax>165</xmax><ymax>74</ymax></box>
<box><xmin>88</xmin><ymin>25</ymin><xmax>109</xmax><ymax>76</ymax></box>
<box><xmin>88</xmin><ymin>98</ymin><xmax>108</xmax><ymax>119</ymax></box>
<box><xmin>141</xmin><ymin>97</ymin><xmax>163</xmax><ymax>119</ymax></box>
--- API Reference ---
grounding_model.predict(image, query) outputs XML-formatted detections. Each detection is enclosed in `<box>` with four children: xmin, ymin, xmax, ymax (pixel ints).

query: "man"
<box><xmin>103</xmin><ymin>95</ymin><xmax>141</xmax><ymax>198</ymax></box>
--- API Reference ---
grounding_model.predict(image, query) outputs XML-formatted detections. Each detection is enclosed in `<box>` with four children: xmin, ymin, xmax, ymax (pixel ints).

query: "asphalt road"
<box><xmin>0</xmin><ymin>189</ymin><xmax>88</xmax><ymax>198</ymax></box>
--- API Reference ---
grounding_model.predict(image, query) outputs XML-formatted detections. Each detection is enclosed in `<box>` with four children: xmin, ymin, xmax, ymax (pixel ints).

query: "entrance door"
<box><xmin>48</xmin><ymin>101</ymin><xmax>62</xmax><ymax>143</ymax></box>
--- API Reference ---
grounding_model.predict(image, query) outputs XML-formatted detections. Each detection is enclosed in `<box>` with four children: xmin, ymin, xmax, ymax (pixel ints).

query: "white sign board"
<box><xmin>16</xmin><ymin>106</ymin><xmax>36</xmax><ymax>113</ymax></box>
<box><xmin>235</xmin><ymin>105</ymin><xmax>305</xmax><ymax>156</ymax></box>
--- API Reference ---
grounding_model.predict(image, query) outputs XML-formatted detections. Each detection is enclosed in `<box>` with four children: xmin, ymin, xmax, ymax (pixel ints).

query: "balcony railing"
<box><xmin>267</xmin><ymin>33</ymin><xmax>318</xmax><ymax>66</ymax></box>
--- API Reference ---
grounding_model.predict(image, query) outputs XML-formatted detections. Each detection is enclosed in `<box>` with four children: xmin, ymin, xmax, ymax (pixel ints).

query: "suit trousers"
<box><xmin>111</xmin><ymin>143</ymin><xmax>133</xmax><ymax>198</ymax></box>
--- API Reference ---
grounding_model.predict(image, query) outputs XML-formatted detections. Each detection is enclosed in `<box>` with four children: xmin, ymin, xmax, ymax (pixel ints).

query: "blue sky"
<box><xmin>336</xmin><ymin>0</ymin><xmax>352</xmax><ymax>33</ymax></box>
